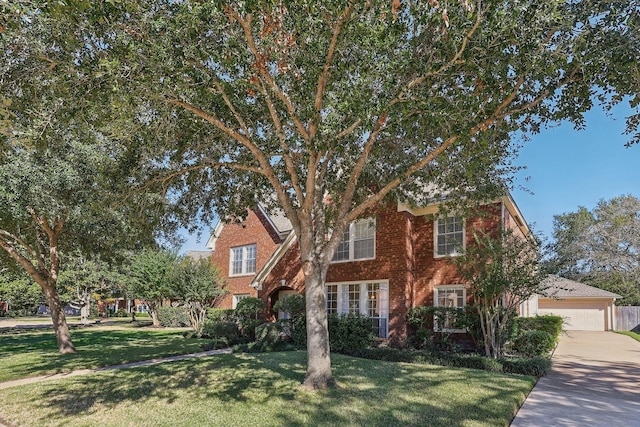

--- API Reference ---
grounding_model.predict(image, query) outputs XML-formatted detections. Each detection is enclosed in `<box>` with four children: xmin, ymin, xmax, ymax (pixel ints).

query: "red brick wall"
<box><xmin>210</xmin><ymin>209</ymin><xmax>283</xmax><ymax>308</ymax></box>
<box><xmin>258</xmin><ymin>201</ymin><xmax>509</xmax><ymax>340</ymax></box>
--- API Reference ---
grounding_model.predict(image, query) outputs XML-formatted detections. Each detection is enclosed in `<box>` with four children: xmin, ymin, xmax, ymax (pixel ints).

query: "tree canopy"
<box><xmin>3</xmin><ymin>0</ymin><xmax>639</xmax><ymax>385</ymax></box>
<box><xmin>548</xmin><ymin>195</ymin><xmax>640</xmax><ymax>305</ymax></box>
<box><xmin>0</xmin><ymin>1</ymin><xmax>170</xmax><ymax>352</ymax></box>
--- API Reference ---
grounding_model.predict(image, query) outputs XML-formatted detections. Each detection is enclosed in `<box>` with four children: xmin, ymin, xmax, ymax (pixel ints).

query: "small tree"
<box><xmin>173</xmin><ymin>257</ymin><xmax>225</xmax><ymax>336</ymax></box>
<box><xmin>0</xmin><ymin>272</ymin><xmax>43</xmax><ymax>316</ymax></box>
<box><xmin>455</xmin><ymin>229</ymin><xmax>547</xmax><ymax>359</ymax></box>
<box><xmin>128</xmin><ymin>249</ymin><xmax>178</xmax><ymax>327</ymax></box>
<box><xmin>58</xmin><ymin>254</ymin><xmax>127</xmax><ymax>324</ymax></box>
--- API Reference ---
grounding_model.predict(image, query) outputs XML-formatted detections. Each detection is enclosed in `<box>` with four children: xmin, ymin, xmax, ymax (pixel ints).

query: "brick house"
<box><xmin>207</xmin><ymin>195</ymin><xmax>530</xmax><ymax>341</ymax></box>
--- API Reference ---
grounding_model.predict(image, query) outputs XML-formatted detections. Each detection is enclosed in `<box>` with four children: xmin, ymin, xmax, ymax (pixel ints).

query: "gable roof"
<box><xmin>257</xmin><ymin>204</ymin><xmax>293</xmax><ymax>237</ymax></box>
<box><xmin>206</xmin><ymin>204</ymin><xmax>293</xmax><ymax>251</ymax></box>
<box><xmin>541</xmin><ymin>275</ymin><xmax>622</xmax><ymax>299</ymax></box>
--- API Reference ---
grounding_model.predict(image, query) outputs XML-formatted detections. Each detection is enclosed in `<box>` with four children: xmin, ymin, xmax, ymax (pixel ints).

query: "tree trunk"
<box><xmin>42</xmin><ymin>283</ymin><xmax>76</xmax><ymax>354</ymax></box>
<box><xmin>301</xmin><ymin>259</ymin><xmax>335</xmax><ymax>390</ymax></box>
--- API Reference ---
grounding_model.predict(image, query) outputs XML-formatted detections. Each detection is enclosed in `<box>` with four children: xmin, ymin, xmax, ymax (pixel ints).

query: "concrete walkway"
<box><xmin>511</xmin><ymin>331</ymin><xmax>640</xmax><ymax>427</ymax></box>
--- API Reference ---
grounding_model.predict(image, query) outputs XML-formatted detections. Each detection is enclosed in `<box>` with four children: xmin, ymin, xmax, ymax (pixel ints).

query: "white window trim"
<box><xmin>434</xmin><ymin>216</ymin><xmax>465</xmax><ymax>258</ymax></box>
<box><xmin>232</xmin><ymin>293</ymin><xmax>251</xmax><ymax>309</ymax></box>
<box><xmin>229</xmin><ymin>244</ymin><xmax>257</xmax><ymax>277</ymax></box>
<box><xmin>331</xmin><ymin>218</ymin><xmax>376</xmax><ymax>263</ymax></box>
<box><xmin>325</xmin><ymin>280</ymin><xmax>389</xmax><ymax>338</ymax></box>
<box><xmin>433</xmin><ymin>285</ymin><xmax>467</xmax><ymax>333</ymax></box>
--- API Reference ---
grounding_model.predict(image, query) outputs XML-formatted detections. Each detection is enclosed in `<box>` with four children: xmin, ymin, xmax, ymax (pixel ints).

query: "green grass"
<box><xmin>0</xmin><ymin>325</ymin><xmax>202</xmax><ymax>382</ymax></box>
<box><xmin>617</xmin><ymin>330</ymin><xmax>640</xmax><ymax>342</ymax></box>
<box><xmin>0</xmin><ymin>351</ymin><xmax>534</xmax><ymax>427</ymax></box>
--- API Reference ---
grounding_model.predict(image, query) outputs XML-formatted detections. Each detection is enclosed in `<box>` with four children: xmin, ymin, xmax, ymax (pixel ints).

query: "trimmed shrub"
<box><xmin>500</xmin><ymin>356</ymin><xmax>552</xmax><ymax>377</ymax></box>
<box><xmin>207</xmin><ymin>308</ymin><xmax>234</xmax><ymax>322</ymax></box>
<box><xmin>255</xmin><ymin>322</ymin><xmax>283</xmax><ymax>346</ymax></box>
<box><xmin>239</xmin><ymin>322</ymin><xmax>301</xmax><ymax>352</ymax></box>
<box><xmin>406</xmin><ymin>305</ymin><xmax>479</xmax><ymax>351</ymax></box>
<box><xmin>273</xmin><ymin>295</ymin><xmax>306</xmax><ymax>346</ymax></box>
<box><xmin>157</xmin><ymin>306</ymin><xmax>190</xmax><ymax>327</ymax></box>
<box><xmin>512</xmin><ymin>329</ymin><xmax>555</xmax><ymax>357</ymax></box>
<box><xmin>201</xmin><ymin>320</ymin><xmax>241</xmax><ymax>341</ymax></box>
<box><xmin>201</xmin><ymin>337</ymin><xmax>231</xmax><ymax>351</ymax></box>
<box><xmin>515</xmin><ymin>315</ymin><xmax>563</xmax><ymax>341</ymax></box>
<box><xmin>234</xmin><ymin>297</ymin><xmax>265</xmax><ymax>340</ymax></box>
<box><xmin>328</xmin><ymin>313</ymin><xmax>376</xmax><ymax>354</ymax></box>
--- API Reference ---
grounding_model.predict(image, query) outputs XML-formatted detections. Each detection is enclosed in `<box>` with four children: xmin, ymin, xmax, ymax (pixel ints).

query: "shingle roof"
<box><xmin>263</xmin><ymin>207</ymin><xmax>292</xmax><ymax>234</ymax></box>
<box><xmin>541</xmin><ymin>275</ymin><xmax>622</xmax><ymax>299</ymax></box>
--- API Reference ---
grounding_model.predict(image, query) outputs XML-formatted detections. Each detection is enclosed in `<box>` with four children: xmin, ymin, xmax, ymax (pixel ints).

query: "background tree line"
<box><xmin>547</xmin><ymin>194</ymin><xmax>640</xmax><ymax>306</ymax></box>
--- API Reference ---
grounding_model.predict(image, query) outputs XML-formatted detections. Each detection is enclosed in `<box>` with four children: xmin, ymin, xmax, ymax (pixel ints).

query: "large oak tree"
<box><xmin>6</xmin><ymin>1</ymin><xmax>640</xmax><ymax>387</ymax></box>
<box><xmin>0</xmin><ymin>2</ymin><xmax>166</xmax><ymax>352</ymax></box>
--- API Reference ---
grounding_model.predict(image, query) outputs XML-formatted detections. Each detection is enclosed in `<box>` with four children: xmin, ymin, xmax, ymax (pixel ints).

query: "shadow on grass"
<box><xmin>19</xmin><ymin>352</ymin><xmax>532</xmax><ymax>427</ymax></box>
<box><xmin>0</xmin><ymin>328</ymin><xmax>203</xmax><ymax>382</ymax></box>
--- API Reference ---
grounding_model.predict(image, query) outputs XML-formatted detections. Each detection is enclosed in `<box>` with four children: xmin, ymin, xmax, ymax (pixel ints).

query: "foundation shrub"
<box><xmin>328</xmin><ymin>313</ymin><xmax>376</xmax><ymax>354</ymax></box>
<box><xmin>157</xmin><ymin>306</ymin><xmax>190</xmax><ymax>327</ymax></box>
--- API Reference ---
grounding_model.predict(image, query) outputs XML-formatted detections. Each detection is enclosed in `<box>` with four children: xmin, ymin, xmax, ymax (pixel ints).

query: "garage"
<box><xmin>534</xmin><ymin>276</ymin><xmax>621</xmax><ymax>331</ymax></box>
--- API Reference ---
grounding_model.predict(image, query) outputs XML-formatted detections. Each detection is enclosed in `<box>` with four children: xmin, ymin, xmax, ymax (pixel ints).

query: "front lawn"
<box><xmin>0</xmin><ymin>325</ymin><xmax>202</xmax><ymax>382</ymax></box>
<box><xmin>0</xmin><ymin>351</ymin><xmax>534</xmax><ymax>427</ymax></box>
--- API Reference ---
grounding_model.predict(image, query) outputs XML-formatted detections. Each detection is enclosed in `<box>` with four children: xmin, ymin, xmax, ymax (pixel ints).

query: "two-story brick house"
<box><xmin>207</xmin><ymin>195</ymin><xmax>530</xmax><ymax>341</ymax></box>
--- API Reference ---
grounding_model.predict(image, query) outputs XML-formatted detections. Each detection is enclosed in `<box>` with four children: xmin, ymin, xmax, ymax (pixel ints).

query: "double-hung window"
<box><xmin>332</xmin><ymin>219</ymin><xmax>375</xmax><ymax>262</ymax></box>
<box><xmin>230</xmin><ymin>244</ymin><xmax>257</xmax><ymax>276</ymax></box>
<box><xmin>325</xmin><ymin>281</ymin><xmax>389</xmax><ymax>338</ymax></box>
<box><xmin>435</xmin><ymin>216</ymin><xmax>464</xmax><ymax>257</ymax></box>
<box><xmin>433</xmin><ymin>285</ymin><xmax>466</xmax><ymax>332</ymax></box>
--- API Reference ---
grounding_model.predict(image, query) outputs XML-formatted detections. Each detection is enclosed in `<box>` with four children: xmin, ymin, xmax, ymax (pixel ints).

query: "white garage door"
<box><xmin>537</xmin><ymin>300</ymin><xmax>606</xmax><ymax>331</ymax></box>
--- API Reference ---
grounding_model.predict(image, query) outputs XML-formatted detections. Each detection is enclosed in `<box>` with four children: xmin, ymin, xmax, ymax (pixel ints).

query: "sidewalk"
<box><xmin>511</xmin><ymin>331</ymin><xmax>640</xmax><ymax>426</ymax></box>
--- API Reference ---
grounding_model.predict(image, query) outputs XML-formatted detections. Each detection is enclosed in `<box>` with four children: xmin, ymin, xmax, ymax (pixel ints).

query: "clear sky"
<box><xmin>511</xmin><ymin>102</ymin><xmax>640</xmax><ymax>244</ymax></box>
<box><xmin>180</xmin><ymin>103</ymin><xmax>640</xmax><ymax>253</ymax></box>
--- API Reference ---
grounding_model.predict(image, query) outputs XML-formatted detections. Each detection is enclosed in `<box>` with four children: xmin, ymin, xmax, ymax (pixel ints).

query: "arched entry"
<box><xmin>269</xmin><ymin>287</ymin><xmax>299</xmax><ymax>320</ymax></box>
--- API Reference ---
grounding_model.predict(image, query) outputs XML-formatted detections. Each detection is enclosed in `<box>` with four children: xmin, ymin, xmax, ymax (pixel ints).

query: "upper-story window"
<box><xmin>230</xmin><ymin>244</ymin><xmax>257</xmax><ymax>276</ymax></box>
<box><xmin>435</xmin><ymin>216</ymin><xmax>464</xmax><ymax>257</ymax></box>
<box><xmin>332</xmin><ymin>219</ymin><xmax>376</xmax><ymax>262</ymax></box>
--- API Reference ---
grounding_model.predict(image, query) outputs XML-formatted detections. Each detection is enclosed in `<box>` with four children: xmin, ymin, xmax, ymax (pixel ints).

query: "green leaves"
<box><xmin>548</xmin><ymin>195</ymin><xmax>640</xmax><ymax>305</ymax></box>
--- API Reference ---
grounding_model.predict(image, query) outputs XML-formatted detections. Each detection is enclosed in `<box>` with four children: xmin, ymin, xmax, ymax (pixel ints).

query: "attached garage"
<box><xmin>531</xmin><ymin>276</ymin><xmax>621</xmax><ymax>331</ymax></box>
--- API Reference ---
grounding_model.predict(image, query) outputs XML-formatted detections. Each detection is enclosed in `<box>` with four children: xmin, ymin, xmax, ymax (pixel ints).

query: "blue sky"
<box><xmin>511</xmin><ymin>103</ymin><xmax>639</xmax><ymax>244</ymax></box>
<box><xmin>180</xmin><ymin>103</ymin><xmax>639</xmax><ymax>253</ymax></box>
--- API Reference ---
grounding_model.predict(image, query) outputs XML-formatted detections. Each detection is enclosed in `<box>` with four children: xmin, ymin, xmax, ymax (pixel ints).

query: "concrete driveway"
<box><xmin>511</xmin><ymin>331</ymin><xmax>640</xmax><ymax>427</ymax></box>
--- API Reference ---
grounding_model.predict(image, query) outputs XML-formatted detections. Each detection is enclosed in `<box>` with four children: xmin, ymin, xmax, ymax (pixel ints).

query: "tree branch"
<box><xmin>229</xmin><ymin>8</ymin><xmax>310</xmax><ymax>142</ymax></box>
<box><xmin>308</xmin><ymin>2</ymin><xmax>355</xmax><ymax>142</ymax></box>
<box><xmin>0</xmin><ymin>234</ymin><xmax>48</xmax><ymax>285</ymax></box>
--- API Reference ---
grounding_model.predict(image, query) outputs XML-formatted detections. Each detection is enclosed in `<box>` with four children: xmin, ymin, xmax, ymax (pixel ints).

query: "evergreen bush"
<box><xmin>328</xmin><ymin>313</ymin><xmax>376</xmax><ymax>353</ymax></box>
<box><xmin>157</xmin><ymin>306</ymin><xmax>190</xmax><ymax>327</ymax></box>
<box><xmin>512</xmin><ymin>329</ymin><xmax>556</xmax><ymax>357</ymax></box>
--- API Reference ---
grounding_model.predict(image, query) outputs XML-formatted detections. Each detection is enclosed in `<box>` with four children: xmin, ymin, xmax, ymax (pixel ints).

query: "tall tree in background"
<box><xmin>58</xmin><ymin>254</ymin><xmax>129</xmax><ymax>324</ymax></box>
<box><xmin>548</xmin><ymin>195</ymin><xmax>640</xmax><ymax>305</ymax></box>
<box><xmin>128</xmin><ymin>249</ymin><xmax>179</xmax><ymax>327</ymax></box>
<box><xmin>5</xmin><ymin>0</ymin><xmax>640</xmax><ymax>386</ymax></box>
<box><xmin>0</xmin><ymin>271</ymin><xmax>43</xmax><ymax>316</ymax></box>
<box><xmin>0</xmin><ymin>3</ymin><xmax>165</xmax><ymax>353</ymax></box>
<box><xmin>173</xmin><ymin>257</ymin><xmax>225</xmax><ymax>336</ymax></box>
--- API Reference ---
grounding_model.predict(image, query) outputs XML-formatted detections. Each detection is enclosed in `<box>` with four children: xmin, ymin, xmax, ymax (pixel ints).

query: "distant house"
<box><xmin>207</xmin><ymin>194</ymin><xmax>530</xmax><ymax>341</ymax></box>
<box><xmin>521</xmin><ymin>275</ymin><xmax>621</xmax><ymax>331</ymax></box>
